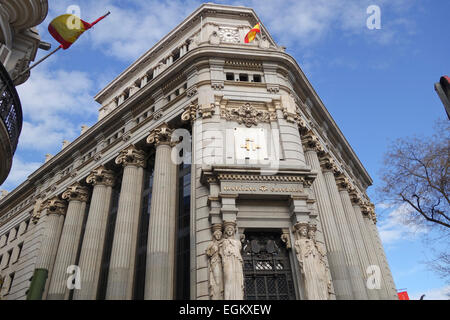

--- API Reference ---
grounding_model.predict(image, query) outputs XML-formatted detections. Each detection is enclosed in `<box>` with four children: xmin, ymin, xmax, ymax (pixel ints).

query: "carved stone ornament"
<box><xmin>62</xmin><ymin>182</ymin><xmax>89</xmax><ymax>203</ymax></box>
<box><xmin>41</xmin><ymin>197</ymin><xmax>67</xmax><ymax>216</ymax></box>
<box><xmin>221</xmin><ymin>103</ymin><xmax>275</xmax><ymax>128</ymax></box>
<box><xmin>280</xmin><ymin>229</ymin><xmax>292</xmax><ymax>249</ymax></box>
<box><xmin>86</xmin><ymin>165</ymin><xmax>115</xmax><ymax>187</ymax></box>
<box><xmin>301</xmin><ymin>131</ymin><xmax>324</xmax><ymax>154</ymax></box>
<box><xmin>294</xmin><ymin>222</ymin><xmax>331</xmax><ymax>300</ymax></box>
<box><xmin>181</xmin><ymin>103</ymin><xmax>198</xmax><ymax>123</ymax></box>
<box><xmin>146</xmin><ymin>123</ymin><xmax>174</xmax><ymax>146</ymax></box>
<box><xmin>335</xmin><ymin>174</ymin><xmax>350</xmax><ymax>191</ymax></box>
<box><xmin>348</xmin><ymin>187</ymin><xmax>362</xmax><ymax>205</ymax></box>
<box><xmin>199</xmin><ymin>103</ymin><xmax>216</xmax><ymax>119</ymax></box>
<box><xmin>115</xmin><ymin>144</ymin><xmax>146</xmax><ymax>168</ymax></box>
<box><xmin>319</xmin><ymin>155</ymin><xmax>339</xmax><ymax>174</ymax></box>
<box><xmin>218</xmin><ymin>27</ymin><xmax>240</xmax><ymax>44</ymax></box>
<box><xmin>186</xmin><ymin>86</ymin><xmax>198</xmax><ymax>98</ymax></box>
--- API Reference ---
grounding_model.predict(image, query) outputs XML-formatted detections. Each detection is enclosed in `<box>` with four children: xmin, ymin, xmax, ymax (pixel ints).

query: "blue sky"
<box><xmin>2</xmin><ymin>0</ymin><xmax>449</xmax><ymax>299</ymax></box>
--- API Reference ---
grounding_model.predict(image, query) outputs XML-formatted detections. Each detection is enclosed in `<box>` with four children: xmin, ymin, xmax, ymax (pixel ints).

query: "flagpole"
<box><xmin>12</xmin><ymin>46</ymin><xmax>62</xmax><ymax>83</ymax></box>
<box><xmin>89</xmin><ymin>11</ymin><xmax>111</xmax><ymax>28</ymax></box>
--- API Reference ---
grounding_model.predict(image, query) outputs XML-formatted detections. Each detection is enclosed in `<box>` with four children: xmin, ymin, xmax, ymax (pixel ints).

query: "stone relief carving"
<box><xmin>221</xmin><ymin>103</ymin><xmax>276</xmax><ymax>128</ymax></box>
<box><xmin>294</xmin><ymin>223</ymin><xmax>331</xmax><ymax>300</ymax></box>
<box><xmin>206</xmin><ymin>222</ymin><xmax>244</xmax><ymax>300</ymax></box>
<box><xmin>199</xmin><ymin>103</ymin><xmax>216</xmax><ymax>119</ymax></box>
<box><xmin>209</xmin><ymin>31</ymin><xmax>221</xmax><ymax>45</ymax></box>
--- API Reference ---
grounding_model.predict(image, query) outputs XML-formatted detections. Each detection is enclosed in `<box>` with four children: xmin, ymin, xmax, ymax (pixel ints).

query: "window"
<box><xmin>253</xmin><ymin>74</ymin><xmax>262</xmax><ymax>83</ymax></box>
<box><xmin>176</xmin><ymin>163</ymin><xmax>191</xmax><ymax>300</ymax></box>
<box><xmin>175</xmin><ymin>89</ymin><xmax>180</xmax><ymax>97</ymax></box>
<box><xmin>226</xmin><ymin>73</ymin><xmax>235</xmax><ymax>81</ymax></box>
<box><xmin>239</xmin><ymin>73</ymin><xmax>249</xmax><ymax>82</ymax></box>
<box><xmin>183</xmin><ymin>83</ymin><xmax>187</xmax><ymax>90</ymax></box>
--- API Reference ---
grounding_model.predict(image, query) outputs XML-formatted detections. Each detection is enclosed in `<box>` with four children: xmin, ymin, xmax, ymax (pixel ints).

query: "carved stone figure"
<box><xmin>294</xmin><ymin>223</ymin><xmax>330</xmax><ymax>300</ymax></box>
<box><xmin>219</xmin><ymin>221</ymin><xmax>244</xmax><ymax>300</ymax></box>
<box><xmin>206</xmin><ymin>225</ymin><xmax>224</xmax><ymax>300</ymax></box>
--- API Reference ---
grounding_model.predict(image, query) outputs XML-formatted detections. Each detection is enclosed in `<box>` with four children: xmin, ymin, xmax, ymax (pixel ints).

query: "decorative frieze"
<box><xmin>86</xmin><ymin>166</ymin><xmax>115</xmax><ymax>187</ymax></box>
<box><xmin>62</xmin><ymin>183</ymin><xmax>89</xmax><ymax>203</ymax></box>
<box><xmin>115</xmin><ymin>145</ymin><xmax>146</xmax><ymax>168</ymax></box>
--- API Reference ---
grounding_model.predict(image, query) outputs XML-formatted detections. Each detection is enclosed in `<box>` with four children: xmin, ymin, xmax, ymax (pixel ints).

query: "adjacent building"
<box><xmin>0</xmin><ymin>0</ymin><xmax>49</xmax><ymax>185</ymax></box>
<box><xmin>0</xmin><ymin>3</ymin><xmax>398</xmax><ymax>300</ymax></box>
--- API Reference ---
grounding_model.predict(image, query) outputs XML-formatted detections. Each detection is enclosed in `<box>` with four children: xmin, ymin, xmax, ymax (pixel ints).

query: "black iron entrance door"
<box><xmin>243</xmin><ymin>231</ymin><xmax>296</xmax><ymax>300</ymax></box>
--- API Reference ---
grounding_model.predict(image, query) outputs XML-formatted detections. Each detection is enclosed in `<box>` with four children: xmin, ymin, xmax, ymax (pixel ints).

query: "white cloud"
<box><xmin>409</xmin><ymin>285</ymin><xmax>450</xmax><ymax>300</ymax></box>
<box><xmin>39</xmin><ymin>0</ymin><xmax>418</xmax><ymax>62</ymax></box>
<box><xmin>16</xmin><ymin>65</ymin><xmax>97</xmax><ymax>153</ymax></box>
<box><xmin>378</xmin><ymin>203</ymin><xmax>429</xmax><ymax>245</ymax></box>
<box><xmin>0</xmin><ymin>157</ymin><xmax>42</xmax><ymax>191</ymax></box>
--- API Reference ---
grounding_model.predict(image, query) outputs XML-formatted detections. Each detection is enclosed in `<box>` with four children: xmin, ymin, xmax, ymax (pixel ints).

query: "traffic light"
<box><xmin>435</xmin><ymin>76</ymin><xmax>450</xmax><ymax>119</ymax></box>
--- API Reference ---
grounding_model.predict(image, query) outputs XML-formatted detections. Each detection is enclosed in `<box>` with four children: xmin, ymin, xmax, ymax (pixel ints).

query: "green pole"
<box><xmin>26</xmin><ymin>268</ymin><xmax>48</xmax><ymax>300</ymax></box>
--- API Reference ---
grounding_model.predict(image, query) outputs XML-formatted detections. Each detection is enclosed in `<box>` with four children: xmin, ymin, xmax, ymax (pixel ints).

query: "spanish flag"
<box><xmin>244</xmin><ymin>23</ymin><xmax>261</xmax><ymax>43</ymax></box>
<box><xmin>48</xmin><ymin>12</ymin><xmax>110</xmax><ymax>49</ymax></box>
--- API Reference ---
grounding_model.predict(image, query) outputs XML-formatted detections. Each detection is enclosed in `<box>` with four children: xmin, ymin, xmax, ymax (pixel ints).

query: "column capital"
<box><xmin>115</xmin><ymin>144</ymin><xmax>146</xmax><ymax>168</ymax></box>
<box><xmin>360</xmin><ymin>202</ymin><xmax>377</xmax><ymax>223</ymax></box>
<box><xmin>348</xmin><ymin>187</ymin><xmax>362</xmax><ymax>205</ymax></box>
<box><xmin>62</xmin><ymin>182</ymin><xmax>89</xmax><ymax>203</ymax></box>
<box><xmin>335</xmin><ymin>174</ymin><xmax>350</xmax><ymax>192</ymax></box>
<box><xmin>146</xmin><ymin>123</ymin><xmax>174</xmax><ymax>146</ymax></box>
<box><xmin>86</xmin><ymin>165</ymin><xmax>116</xmax><ymax>187</ymax></box>
<box><xmin>319</xmin><ymin>154</ymin><xmax>340</xmax><ymax>174</ymax></box>
<box><xmin>181</xmin><ymin>103</ymin><xmax>198</xmax><ymax>123</ymax></box>
<box><xmin>301</xmin><ymin>130</ymin><xmax>324</xmax><ymax>154</ymax></box>
<box><xmin>41</xmin><ymin>197</ymin><xmax>66</xmax><ymax>216</ymax></box>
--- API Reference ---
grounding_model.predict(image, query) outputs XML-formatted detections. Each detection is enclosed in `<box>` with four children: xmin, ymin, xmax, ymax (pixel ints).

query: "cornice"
<box><xmin>1</xmin><ymin>39</ymin><xmax>372</xmax><ymax>212</ymax></box>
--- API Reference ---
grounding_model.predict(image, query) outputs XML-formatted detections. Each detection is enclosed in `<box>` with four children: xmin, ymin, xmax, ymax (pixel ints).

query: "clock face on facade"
<box><xmin>218</xmin><ymin>27</ymin><xmax>240</xmax><ymax>43</ymax></box>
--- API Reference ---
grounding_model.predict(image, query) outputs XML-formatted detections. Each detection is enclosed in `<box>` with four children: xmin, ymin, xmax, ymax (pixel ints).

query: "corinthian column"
<box><xmin>106</xmin><ymin>145</ymin><xmax>146</xmax><ymax>300</ymax></box>
<box><xmin>363</xmin><ymin>204</ymin><xmax>398</xmax><ymax>300</ymax></box>
<box><xmin>27</xmin><ymin>197</ymin><xmax>66</xmax><ymax>300</ymax></box>
<box><xmin>301</xmin><ymin>132</ymin><xmax>353</xmax><ymax>300</ymax></box>
<box><xmin>320</xmin><ymin>155</ymin><xmax>368</xmax><ymax>300</ymax></box>
<box><xmin>47</xmin><ymin>183</ymin><xmax>89</xmax><ymax>300</ymax></box>
<box><xmin>145</xmin><ymin>123</ymin><xmax>178</xmax><ymax>300</ymax></box>
<box><xmin>73</xmin><ymin>166</ymin><xmax>115</xmax><ymax>300</ymax></box>
<box><xmin>336</xmin><ymin>177</ymin><xmax>378</xmax><ymax>300</ymax></box>
<box><xmin>349</xmin><ymin>193</ymin><xmax>382</xmax><ymax>299</ymax></box>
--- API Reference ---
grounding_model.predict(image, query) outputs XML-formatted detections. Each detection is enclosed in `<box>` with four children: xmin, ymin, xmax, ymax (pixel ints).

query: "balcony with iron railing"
<box><xmin>0</xmin><ymin>62</ymin><xmax>23</xmax><ymax>185</ymax></box>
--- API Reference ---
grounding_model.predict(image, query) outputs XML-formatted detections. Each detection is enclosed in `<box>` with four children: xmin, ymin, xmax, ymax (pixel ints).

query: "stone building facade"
<box><xmin>0</xmin><ymin>4</ymin><xmax>398</xmax><ymax>300</ymax></box>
